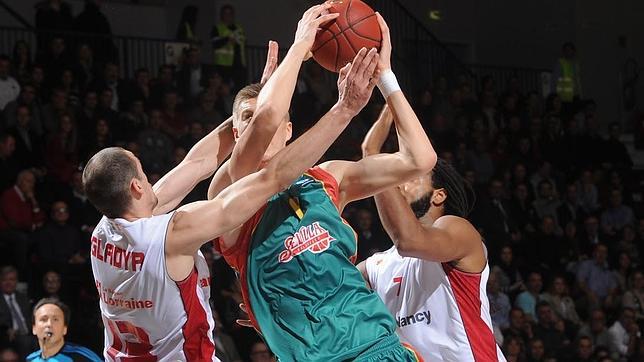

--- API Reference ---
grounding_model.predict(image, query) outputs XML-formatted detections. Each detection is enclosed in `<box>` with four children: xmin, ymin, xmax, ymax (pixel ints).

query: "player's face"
<box><xmin>233</xmin><ymin>97</ymin><xmax>292</xmax><ymax>162</ymax></box>
<box><xmin>32</xmin><ymin>304</ymin><xmax>67</xmax><ymax>346</ymax></box>
<box><xmin>401</xmin><ymin>174</ymin><xmax>443</xmax><ymax>219</ymax></box>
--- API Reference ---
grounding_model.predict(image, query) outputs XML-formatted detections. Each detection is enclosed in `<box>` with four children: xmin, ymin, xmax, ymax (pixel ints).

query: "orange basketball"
<box><xmin>312</xmin><ymin>0</ymin><xmax>382</xmax><ymax>73</ymax></box>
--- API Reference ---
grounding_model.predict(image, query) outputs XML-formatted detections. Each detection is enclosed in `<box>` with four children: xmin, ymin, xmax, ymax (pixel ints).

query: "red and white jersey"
<box><xmin>365</xmin><ymin>247</ymin><xmax>506</xmax><ymax>362</ymax></box>
<box><xmin>91</xmin><ymin>214</ymin><xmax>219</xmax><ymax>361</ymax></box>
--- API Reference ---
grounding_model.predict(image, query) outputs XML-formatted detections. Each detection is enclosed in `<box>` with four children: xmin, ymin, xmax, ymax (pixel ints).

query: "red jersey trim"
<box><xmin>176</xmin><ymin>268</ymin><xmax>216</xmax><ymax>360</ymax></box>
<box><xmin>442</xmin><ymin>264</ymin><xmax>498</xmax><ymax>362</ymax></box>
<box><xmin>306</xmin><ymin>166</ymin><xmax>340</xmax><ymax>209</ymax></box>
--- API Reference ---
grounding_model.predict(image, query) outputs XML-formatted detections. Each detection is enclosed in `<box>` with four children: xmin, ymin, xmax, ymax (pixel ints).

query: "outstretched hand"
<box><xmin>293</xmin><ymin>3</ymin><xmax>339</xmax><ymax>60</ymax></box>
<box><xmin>375</xmin><ymin>12</ymin><xmax>392</xmax><ymax>72</ymax></box>
<box><xmin>260</xmin><ymin>40</ymin><xmax>279</xmax><ymax>85</ymax></box>
<box><xmin>337</xmin><ymin>47</ymin><xmax>380</xmax><ymax>116</ymax></box>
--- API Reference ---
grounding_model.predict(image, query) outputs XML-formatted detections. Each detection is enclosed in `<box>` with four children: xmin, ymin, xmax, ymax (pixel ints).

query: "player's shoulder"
<box><xmin>62</xmin><ymin>343</ymin><xmax>103</xmax><ymax>361</ymax></box>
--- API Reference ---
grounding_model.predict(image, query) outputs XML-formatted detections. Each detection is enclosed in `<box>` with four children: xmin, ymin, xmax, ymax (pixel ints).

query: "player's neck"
<box><xmin>121</xmin><ymin>203</ymin><xmax>154</xmax><ymax>221</ymax></box>
<box><xmin>41</xmin><ymin>339</ymin><xmax>64</xmax><ymax>358</ymax></box>
<box><xmin>421</xmin><ymin>209</ymin><xmax>443</xmax><ymax>226</ymax></box>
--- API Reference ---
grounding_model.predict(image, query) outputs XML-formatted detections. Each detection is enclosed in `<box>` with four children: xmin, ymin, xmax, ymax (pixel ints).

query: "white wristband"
<box><xmin>377</xmin><ymin>70</ymin><xmax>400</xmax><ymax>98</ymax></box>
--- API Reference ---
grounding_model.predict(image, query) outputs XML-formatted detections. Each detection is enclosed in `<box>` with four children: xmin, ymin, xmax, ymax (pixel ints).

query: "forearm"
<box><xmin>361</xmin><ymin>105</ymin><xmax>393</xmax><ymax>156</ymax></box>
<box><xmin>387</xmin><ymin>90</ymin><xmax>436</xmax><ymax>170</ymax></box>
<box><xmin>374</xmin><ymin>187</ymin><xmax>422</xmax><ymax>251</ymax></box>
<box><xmin>266</xmin><ymin>103</ymin><xmax>353</xmax><ymax>188</ymax></box>
<box><xmin>229</xmin><ymin>43</ymin><xmax>308</xmax><ymax>181</ymax></box>
<box><xmin>153</xmin><ymin>118</ymin><xmax>233</xmax><ymax>213</ymax></box>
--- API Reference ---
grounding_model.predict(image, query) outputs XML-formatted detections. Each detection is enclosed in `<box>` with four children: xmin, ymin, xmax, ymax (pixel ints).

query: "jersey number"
<box><xmin>107</xmin><ymin>320</ymin><xmax>156</xmax><ymax>361</ymax></box>
<box><xmin>393</xmin><ymin>276</ymin><xmax>403</xmax><ymax>297</ymax></box>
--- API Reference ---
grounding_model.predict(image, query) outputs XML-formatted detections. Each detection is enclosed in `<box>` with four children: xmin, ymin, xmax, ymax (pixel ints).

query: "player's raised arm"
<box><xmin>228</xmin><ymin>4</ymin><xmax>339</xmax><ymax>182</ymax></box>
<box><xmin>321</xmin><ymin>13</ymin><xmax>437</xmax><ymax>209</ymax></box>
<box><xmin>152</xmin><ymin>117</ymin><xmax>234</xmax><ymax>215</ymax></box>
<box><xmin>167</xmin><ymin>47</ymin><xmax>380</xmax><ymax>256</ymax></box>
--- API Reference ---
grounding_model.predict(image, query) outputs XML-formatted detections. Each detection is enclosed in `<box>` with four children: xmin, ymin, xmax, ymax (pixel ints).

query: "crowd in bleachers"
<box><xmin>0</xmin><ymin>1</ymin><xmax>643</xmax><ymax>361</ymax></box>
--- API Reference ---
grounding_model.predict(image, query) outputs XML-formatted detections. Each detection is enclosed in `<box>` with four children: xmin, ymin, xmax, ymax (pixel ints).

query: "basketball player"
<box><xmin>357</xmin><ymin>106</ymin><xmax>507</xmax><ymax>361</ymax></box>
<box><xmin>208</xmin><ymin>13</ymin><xmax>433</xmax><ymax>361</ymax></box>
<box><xmin>83</xmin><ymin>5</ymin><xmax>368</xmax><ymax>360</ymax></box>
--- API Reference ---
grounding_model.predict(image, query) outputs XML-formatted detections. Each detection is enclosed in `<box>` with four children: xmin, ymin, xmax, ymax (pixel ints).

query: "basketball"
<box><xmin>312</xmin><ymin>0</ymin><xmax>382</xmax><ymax>73</ymax></box>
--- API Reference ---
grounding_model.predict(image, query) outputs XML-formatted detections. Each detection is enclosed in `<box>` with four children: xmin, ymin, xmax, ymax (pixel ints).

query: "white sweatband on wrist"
<box><xmin>377</xmin><ymin>70</ymin><xmax>401</xmax><ymax>98</ymax></box>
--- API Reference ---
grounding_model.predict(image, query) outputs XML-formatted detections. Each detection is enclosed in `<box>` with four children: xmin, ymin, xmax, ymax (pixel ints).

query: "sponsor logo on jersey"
<box><xmin>396</xmin><ymin>310</ymin><xmax>431</xmax><ymax>327</ymax></box>
<box><xmin>278</xmin><ymin>222</ymin><xmax>335</xmax><ymax>263</ymax></box>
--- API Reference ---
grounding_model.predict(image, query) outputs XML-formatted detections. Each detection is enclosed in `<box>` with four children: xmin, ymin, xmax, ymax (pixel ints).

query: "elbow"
<box><xmin>407</xmin><ymin>150</ymin><xmax>437</xmax><ymax>177</ymax></box>
<box><xmin>253</xmin><ymin>104</ymin><xmax>280</xmax><ymax>129</ymax></box>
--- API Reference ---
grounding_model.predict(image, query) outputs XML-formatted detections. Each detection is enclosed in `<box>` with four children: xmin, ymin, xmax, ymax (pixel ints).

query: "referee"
<box><xmin>27</xmin><ymin>299</ymin><xmax>101</xmax><ymax>362</ymax></box>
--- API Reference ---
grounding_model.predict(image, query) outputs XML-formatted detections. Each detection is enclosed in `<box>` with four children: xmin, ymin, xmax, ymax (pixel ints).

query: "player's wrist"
<box><xmin>377</xmin><ymin>69</ymin><xmax>400</xmax><ymax>98</ymax></box>
<box><xmin>289</xmin><ymin>42</ymin><xmax>312</xmax><ymax>59</ymax></box>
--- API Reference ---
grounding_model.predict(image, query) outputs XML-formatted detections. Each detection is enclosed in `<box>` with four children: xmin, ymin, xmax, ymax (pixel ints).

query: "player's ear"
<box><xmin>431</xmin><ymin>188</ymin><xmax>447</xmax><ymax>207</ymax></box>
<box><xmin>285</xmin><ymin>121</ymin><xmax>293</xmax><ymax>142</ymax></box>
<box><xmin>130</xmin><ymin>178</ymin><xmax>145</xmax><ymax>200</ymax></box>
<box><xmin>232</xmin><ymin>127</ymin><xmax>240</xmax><ymax>142</ymax></box>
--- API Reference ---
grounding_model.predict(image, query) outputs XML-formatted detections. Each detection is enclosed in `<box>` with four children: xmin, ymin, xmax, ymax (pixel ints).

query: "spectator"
<box><xmin>35</xmin><ymin>201</ymin><xmax>83</xmax><ymax>270</ymax></box>
<box><xmin>113</xmin><ymin>99</ymin><xmax>148</xmax><ymax>143</ymax></box>
<box><xmin>527</xmin><ymin>338</ymin><xmax>546</xmax><ymax>362</ymax></box>
<box><xmin>0</xmin><ymin>56</ymin><xmax>20</xmax><ymax>112</ymax></box>
<box><xmin>44</xmin><ymin>112</ymin><xmax>79</xmax><ymax>185</ymax></box>
<box><xmin>533</xmin><ymin>302</ymin><xmax>567</xmax><ymax>357</ymax></box>
<box><xmin>38</xmin><ymin>271</ymin><xmax>66</xmax><ymax>303</ymax></box>
<box><xmin>150</xmin><ymin>64</ymin><xmax>175</xmax><ymax>107</ymax></box>
<box><xmin>508</xmin><ymin>183</ymin><xmax>537</xmax><ymax>235</ymax></box>
<box><xmin>27</xmin><ymin>298</ymin><xmax>101</xmax><ymax>361</ymax></box>
<box><xmin>0</xmin><ymin>266</ymin><xmax>34</xmax><ymax>358</ymax></box>
<box><xmin>530</xmin><ymin>216</ymin><xmax>562</xmax><ymax>269</ymax></box>
<box><xmin>542</xmin><ymin>276</ymin><xmax>580</xmax><ymax>326</ymax></box>
<box><xmin>57</xmin><ymin>69</ymin><xmax>80</xmax><ymax>109</ymax></box>
<box><xmin>75</xmin><ymin>90</ymin><xmax>98</xmax><ymax>140</ymax></box>
<box><xmin>37</xmin><ymin>38</ymin><xmax>72</xmax><ymax>91</ymax></box>
<box><xmin>491</xmin><ymin>246</ymin><xmax>525</xmax><ymax>298</ymax></box>
<box><xmin>600</xmin><ymin>189</ymin><xmax>635</xmax><ymax>237</ymax></box>
<box><xmin>41</xmin><ymin>88</ymin><xmax>68</xmax><ymax>136</ymax></box>
<box><xmin>159</xmin><ymin>89</ymin><xmax>188</xmax><ymax>139</ymax></box>
<box><xmin>177</xmin><ymin>47</ymin><xmax>213</xmax><ymax>105</ymax></box>
<box><xmin>577</xmin><ymin>170</ymin><xmax>600</xmax><ymax>214</ymax></box>
<box><xmin>488</xmin><ymin>270</ymin><xmax>512</xmax><ymax>331</ymax></box>
<box><xmin>571</xmin><ymin>336</ymin><xmax>594</xmax><ymax>362</ymax></box>
<box><xmin>502</xmin><ymin>335</ymin><xmax>526</xmax><ymax>362</ymax></box>
<box><xmin>622</xmin><ymin>270</ymin><xmax>644</xmax><ymax>328</ymax></box>
<box><xmin>211</xmin><ymin>4</ymin><xmax>246</xmax><ymax>91</ymax></box>
<box><xmin>613</xmin><ymin>252</ymin><xmax>633</xmax><ymax>293</ymax></box>
<box><xmin>3</xmin><ymin>84</ymin><xmax>44</xmax><ymax>137</ymax></box>
<box><xmin>516</xmin><ymin>271</ymin><xmax>544</xmax><ymax>321</ymax></box>
<box><xmin>577</xmin><ymin>244</ymin><xmax>618</xmax><ymax>310</ymax></box>
<box><xmin>65</xmin><ymin>170</ymin><xmax>100</xmax><ymax>238</ymax></box>
<box><xmin>178</xmin><ymin>121</ymin><xmax>205</xmax><ymax>151</ymax></box>
<box><xmin>176</xmin><ymin>5</ymin><xmax>199</xmax><ymax>43</ymax></box>
<box><xmin>473</xmin><ymin>179</ymin><xmax>514</xmax><ymax>253</ymax></box>
<box><xmin>188</xmin><ymin>91</ymin><xmax>224</xmax><ymax>127</ymax></box>
<box><xmin>556</xmin><ymin>183</ymin><xmax>583</xmax><ymax>229</ymax></box>
<box><xmin>580</xmin><ymin>215</ymin><xmax>602</xmax><ymax>255</ymax></box>
<box><xmin>73</xmin><ymin>44</ymin><xmax>97</xmax><ymax>91</ymax></box>
<box><xmin>73</xmin><ymin>0</ymin><xmax>116</xmax><ymax>64</ymax></box>
<box><xmin>553</xmin><ymin>42</ymin><xmax>582</xmax><ymax>105</ymax></box>
<box><xmin>34</xmin><ymin>0</ymin><xmax>73</xmax><ymax>50</ymax></box>
<box><xmin>137</xmin><ymin>110</ymin><xmax>173</xmax><ymax>174</ymax></box>
<box><xmin>532</xmin><ymin>180</ymin><xmax>560</xmax><ymax>222</ymax></box>
<box><xmin>81</xmin><ymin>118</ymin><xmax>112</xmax><ymax>162</ymax></box>
<box><xmin>10</xmin><ymin>41</ymin><xmax>32</xmax><ymax>87</ymax></box>
<box><xmin>354</xmin><ymin>208</ymin><xmax>389</xmax><ymax>261</ymax></box>
<box><xmin>616</xmin><ymin>226</ymin><xmax>640</xmax><ymax>266</ymax></box>
<box><xmin>0</xmin><ymin>169</ymin><xmax>45</xmax><ymax>232</ymax></box>
<box><xmin>607</xmin><ymin>307</ymin><xmax>640</xmax><ymax>360</ymax></box>
<box><xmin>0</xmin><ymin>134</ymin><xmax>18</xmax><ymax>191</ymax></box>
<box><xmin>92</xmin><ymin>63</ymin><xmax>123</xmax><ymax>111</ymax></box>
<box><xmin>249</xmin><ymin>341</ymin><xmax>275</xmax><ymax>362</ymax></box>
<box><xmin>578</xmin><ymin>309</ymin><xmax>612</xmax><ymax>350</ymax></box>
<box><xmin>122</xmin><ymin>68</ymin><xmax>151</xmax><ymax>109</ymax></box>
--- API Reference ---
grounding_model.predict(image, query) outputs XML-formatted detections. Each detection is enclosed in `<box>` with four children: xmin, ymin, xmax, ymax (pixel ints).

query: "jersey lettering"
<box><xmin>393</xmin><ymin>276</ymin><xmax>403</xmax><ymax>297</ymax></box>
<box><xmin>278</xmin><ymin>222</ymin><xmax>335</xmax><ymax>263</ymax></box>
<box><xmin>91</xmin><ymin>236</ymin><xmax>145</xmax><ymax>271</ymax></box>
<box><xmin>396</xmin><ymin>310</ymin><xmax>431</xmax><ymax>327</ymax></box>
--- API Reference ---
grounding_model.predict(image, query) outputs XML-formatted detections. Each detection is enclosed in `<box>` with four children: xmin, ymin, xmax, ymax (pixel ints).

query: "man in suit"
<box><xmin>0</xmin><ymin>266</ymin><xmax>35</xmax><ymax>358</ymax></box>
<box><xmin>177</xmin><ymin>46</ymin><xmax>213</xmax><ymax>106</ymax></box>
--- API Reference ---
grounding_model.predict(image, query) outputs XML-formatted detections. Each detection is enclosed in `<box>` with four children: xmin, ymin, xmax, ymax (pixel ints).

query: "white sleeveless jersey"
<box><xmin>91</xmin><ymin>214</ymin><xmax>219</xmax><ymax>361</ymax></box>
<box><xmin>365</xmin><ymin>247</ymin><xmax>506</xmax><ymax>362</ymax></box>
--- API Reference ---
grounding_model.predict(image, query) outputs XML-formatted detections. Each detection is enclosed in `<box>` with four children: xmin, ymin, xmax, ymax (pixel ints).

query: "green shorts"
<box><xmin>354</xmin><ymin>334</ymin><xmax>422</xmax><ymax>362</ymax></box>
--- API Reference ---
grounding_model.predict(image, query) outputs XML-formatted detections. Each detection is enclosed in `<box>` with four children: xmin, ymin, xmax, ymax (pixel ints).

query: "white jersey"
<box><xmin>365</xmin><ymin>247</ymin><xmax>506</xmax><ymax>362</ymax></box>
<box><xmin>91</xmin><ymin>214</ymin><xmax>219</xmax><ymax>361</ymax></box>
